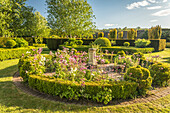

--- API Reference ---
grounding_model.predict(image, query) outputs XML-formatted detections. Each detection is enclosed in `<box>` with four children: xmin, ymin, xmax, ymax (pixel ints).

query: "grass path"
<box><xmin>0</xmin><ymin>59</ymin><xmax>170</xmax><ymax>112</ymax></box>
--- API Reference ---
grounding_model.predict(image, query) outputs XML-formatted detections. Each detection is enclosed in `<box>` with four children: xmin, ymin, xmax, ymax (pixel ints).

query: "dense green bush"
<box><xmin>135</xmin><ymin>39</ymin><xmax>151</xmax><ymax>48</ymax></box>
<box><xmin>5</xmin><ymin>40</ymin><xmax>16</xmax><ymax>48</ymax></box>
<box><xmin>108</xmin><ymin>29</ymin><xmax>117</xmax><ymax>40</ymax></box>
<box><xmin>33</xmin><ymin>44</ymin><xmax>46</xmax><ymax>47</ymax></box>
<box><xmin>76</xmin><ymin>40</ymin><xmax>83</xmax><ymax>45</ymax></box>
<box><xmin>98</xmin><ymin>32</ymin><xmax>104</xmax><ymax>37</ymax></box>
<box><xmin>127</xmin><ymin>29</ymin><xmax>137</xmax><ymax>40</ymax></box>
<box><xmin>118</xmin><ymin>31</ymin><xmax>123</xmax><ymax>39</ymax></box>
<box><xmin>124</xmin><ymin>65</ymin><xmax>152</xmax><ymax>95</ymax></box>
<box><xmin>150</xmin><ymin>39</ymin><xmax>166</xmax><ymax>51</ymax></box>
<box><xmin>14</xmin><ymin>38</ymin><xmax>29</xmax><ymax>47</ymax></box>
<box><xmin>0</xmin><ymin>47</ymin><xmax>36</xmax><ymax>61</ymax></box>
<box><xmin>148</xmin><ymin>25</ymin><xmax>162</xmax><ymax>39</ymax></box>
<box><xmin>0</xmin><ymin>37</ymin><xmax>12</xmax><ymax>47</ymax></box>
<box><xmin>93</xmin><ymin>37</ymin><xmax>111</xmax><ymax>47</ymax></box>
<box><xmin>149</xmin><ymin>63</ymin><xmax>170</xmax><ymax>86</ymax></box>
<box><xmin>28</xmin><ymin>75</ymin><xmax>138</xmax><ymax>104</ymax></box>
<box><xmin>123</xmin><ymin>42</ymin><xmax>130</xmax><ymax>47</ymax></box>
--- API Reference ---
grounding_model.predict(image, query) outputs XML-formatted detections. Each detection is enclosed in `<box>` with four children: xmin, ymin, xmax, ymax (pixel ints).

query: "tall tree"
<box><xmin>46</xmin><ymin>0</ymin><xmax>96</xmax><ymax>38</ymax></box>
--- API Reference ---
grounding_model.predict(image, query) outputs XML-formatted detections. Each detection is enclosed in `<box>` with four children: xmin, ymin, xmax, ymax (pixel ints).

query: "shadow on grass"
<box><xmin>0</xmin><ymin>64</ymin><xmax>18</xmax><ymax>78</ymax></box>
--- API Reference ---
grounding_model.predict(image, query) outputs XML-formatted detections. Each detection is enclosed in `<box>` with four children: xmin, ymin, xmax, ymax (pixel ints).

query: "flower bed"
<box><xmin>18</xmin><ymin>48</ymin><xmax>170</xmax><ymax>104</ymax></box>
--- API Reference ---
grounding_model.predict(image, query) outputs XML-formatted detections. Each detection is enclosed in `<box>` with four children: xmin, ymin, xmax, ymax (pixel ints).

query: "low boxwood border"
<box><xmin>0</xmin><ymin>47</ymin><xmax>36</xmax><ymax>61</ymax></box>
<box><xmin>28</xmin><ymin>75</ymin><xmax>138</xmax><ymax>104</ymax></box>
<box><xmin>59</xmin><ymin>45</ymin><xmax>154</xmax><ymax>54</ymax></box>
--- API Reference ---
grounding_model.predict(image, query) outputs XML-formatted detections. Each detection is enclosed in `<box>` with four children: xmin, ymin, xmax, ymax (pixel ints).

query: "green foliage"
<box><xmin>111</xmin><ymin>40</ymin><xmax>116</xmax><ymax>46</ymax></box>
<box><xmin>149</xmin><ymin>63</ymin><xmax>170</xmax><ymax>86</ymax></box>
<box><xmin>28</xmin><ymin>75</ymin><xmax>138</xmax><ymax>104</ymax></box>
<box><xmin>117</xmin><ymin>50</ymin><xmax>126</xmax><ymax>57</ymax></box>
<box><xmin>0</xmin><ymin>47</ymin><xmax>36</xmax><ymax>61</ymax></box>
<box><xmin>33</xmin><ymin>44</ymin><xmax>46</xmax><ymax>47</ymax></box>
<box><xmin>0</xmin><ymin>37</ymin><xmax>12</xmax><ymax>47</ymax></box>
<box><xmin>148</xmin><ymin>25</ymin><xmax>162</xmax><ymax>39</ymax></box>
<box><xmin>118</xmin><ymin>31</ymin><xmax>123</xmax><ymax>39</ymax></box>
<box><xmin>127</xmin><ymin>29</ymin><xmax>137</xmax><ymax>40</ymax></box>
<box><xmin>124</xmin><ymin>66</ymin><xmax>152</xmax><ymax>95</ymax></box>
<box><xmin>13</xmin><ymin>38</ymin><xmax>28</xmax><ymax>47</ymax></box>
<box><xmin>93</xmin><ymin>37</ymin><xmax>111</xmax><ymax>47</ymax></box>
<box><xmin>135</xmin><ymin>39</ymin><xmax>151</xmax><ymax>48</ymax></box>
<box><xmin>166</xmin><ymin>42</ymin><xmax>170</xmax><ymax>48</ymax></box>
<box><xmin>109</xmin><ymin>29</ymin><xmax>117</xmax><ymax>40</ymax></box>
<box><xmin>46</xmin><ymin>0</ymin><xmax>95</xmax><ymax>38</ymax></box>
<box><xmin>34</xmin><ymin>37</ymin><xmax>43</xmax><ymax>44</ymax></box>
<box><xmin>5</xmin><ymin>40</ymin><xmax>16</xmax><ymax>48</ymax></box>
<box><xmin>77</xmin><ymin>40</ymin><xmax>83</xmax><ymax>46</ymax></box>
<box><xmin>131</xmin><ymin>52</ymin><xmax>144</xmax><ymax>60</ymax></box>
<box><xmin>89</xmin><ymin>34</ymin><xmax>93</xmax><ymax>39</ymax></box>
<box><xmin>98</xmin><ymin>32</ymin><xmax>104</xmax><ymax>37</ymax></box>
<box><xmin>123</xmin><ymin>42</ymin><xmax>130</xmax><ymax>47</ymax></box>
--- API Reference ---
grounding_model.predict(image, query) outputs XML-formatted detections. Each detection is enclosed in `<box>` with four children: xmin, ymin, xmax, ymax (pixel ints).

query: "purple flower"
<box><xmin>49</xmin><ymin>51</ymin><xmax>53</xmax><ymax>55</ymax></box>
<box><xmin>37</xmin><ymin>48</ymin><xmax>43</xmax><ymax>54</ymax></box>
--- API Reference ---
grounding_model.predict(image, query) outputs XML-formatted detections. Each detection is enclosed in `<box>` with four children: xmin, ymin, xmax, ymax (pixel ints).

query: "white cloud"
<box><xmin>150</xmin><ymin>19</ymin><xmax>158</xmax><ymax>22</ymax></box>
<box><xmin>148</xmin><ymin>0</ymin><xmax>156</xmax><ymax>3</ymax></box>
<box><xmin>147</xmin><ymin>6</ymin><xmax>162</xmax><ymax>10</ymax></box>
<box><xmin>162</xmin><ymin>0</ymin><xmax>168</xmax><ymax>3</ymax></box>
<box><xmin>152</xmin><ymin>9</ymin><xmax>170</xmax><ymax>16</ymax></box>
<box><xmin>126</xmin><ymin>0</ymin><xmax>150</xmax><ymax>10</ymax></box>
<box><xmin>105</xmin><ymin>24</ymin><xmax>114</xmax><ymax>27</ymax></box>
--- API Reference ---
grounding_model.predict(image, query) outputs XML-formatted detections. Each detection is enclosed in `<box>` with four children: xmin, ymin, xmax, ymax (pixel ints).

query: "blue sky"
<box><xmin>26</xmin><ymin>0</ymin><xmax>170</xmax><ymax>29</ymax></box>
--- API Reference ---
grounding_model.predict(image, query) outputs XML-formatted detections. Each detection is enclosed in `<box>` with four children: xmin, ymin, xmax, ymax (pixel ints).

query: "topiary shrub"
<box><xmin>98</xmin><ymin>32</ymin><xmax>104</xmax><ymax>37</ymax></box>
<box><xmin>149</xmin><ymin>63</ymin><xmax>170</xmax><ymax>86</ymax></box>
<box><xmin>127</xmin><ymin>29</ymin><xmax>137</xmax><ymax>40</ymax></box>
<box><xmin>123</xmin><ymin>42</ymin><xmax>130</xmax><ymax>47</ymax></box>
<box><xmin>124</xmin><ymin>65</ymin><xmax>152</xmax><ymax>95</ymax></box>
<box><xmin>117</xmin><ymin>50</ymin><xmax>126</xmax><ymax>57</ymax></box>
<box><xmin>93</xmin><ymin>37</ymin><xmax>111</xmax><ymax>47</ymax></box>
<box><xmin>5</xmin><ymin>40</ymin><xmax>16</xmax><ymax>48</ymax></box>
<box><xmin>76</xmin><ymin>40</ymin><xmax>83</xmax><ymax>46</ymax></box>
<box><xmin>135</xmin><ymin>39</ymin><xmax>151</xmax><ymax>48</ymax></box>
<box><xmin>108</xmin><ymin>29</ymin><xmax>117</xmax><ymax>40</ymax></box>
<box><xmin>14</xmin><ymin>38</ymin><xmax>29</xmax><ymax>47</ymax></box>
<box><xmin>118</xmin><ymin>31</ymin><xmax>123</xmax><ymax>39</ymax></box>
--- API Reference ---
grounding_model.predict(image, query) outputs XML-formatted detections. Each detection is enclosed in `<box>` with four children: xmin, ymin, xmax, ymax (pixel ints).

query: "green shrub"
<box><xmin>108</xmin><ymin>29</ymin><xmax>117</xmax><ymax>40</ymax></box>
<box><xmin>131</xmin><ymin>52</ymin><xmax>144</xmax><ymax>60</ymax></box>
<box><xmin>89</xmin><ymin>34</ymin><xmax>93</xmax><ymax>39</ymax></box>
<box><xmin>118</xmin><ymin>31</ymin><xmax>123</xmax><ymax>39</ymax></box>
<box><xmin>135</xmin><ymin>39</ymin><xmax>151</xmax><ymax>48</ymax></box>
<box><xmin>117</xmin><ymin>50</ymin><xmax>126</xmax><ymax>57</ymax></box>
<box><xmin>123</xmin><ymin>42</ymin><xmax>130</xmax><ymax>47</ymax></box>
<box><xmin>148</xmin><ymin>25</ymin><xmax>162</xmax><ymax>39</ymax></box>
<box><xmin>149</xmin><ymin>63</ymin><xmax>170</xmax><ymax>86</ymax></box>
<box><xmin>93</xmin><ymin>37</ymin><xmax>111</xmax><ymax>47</ymax></box>
<box><xmin>124</xmin><ymin>66</ymin><xmax>152</xmax><ymax>95</ymax></box>
<box><xmin>98</xmin><ymin>32</ymin><xmax>104</xmax><ymax>37</ymax></box>
<box><xmin>76</xmin><ymin>40</ymin><xmax>83</xmax><ymax>45</ymax></box>
<box><xmin>166</xmin><ymin>42</ymin><xmax>170</xmax><ymax>48</ymax></box>
<box><xmin>0</xmin><ymin>47</ymin><xmax>36</xmax><ymax>61</ymax></box>
<box><xmin>33</xmin><ymin>44</ymin><xmax>46</xmax><ymax>47</ymax></box>
<box><xmin>5</xmin><ymin>40</ymin><xmax>16</xmax><ymax>48</ymax></box>
<box><xmin>13</xmin><ymin>38</ymin><xmax>29</xmax><ymax>47</ymax></box>
<box><xmin>23</xmin><ymin>37</ymin><xmax>34</xmax><ymax>46</ymax></box>
<box><xmin>111</xmin><ymin>41</ymin><xmax>116</xmax><ymax>46</ymax></box>
<box><xmin>127</xmin><ymin>29</ymin><xmax>137</xmax><ymax>40</ymax></box>
<box><xmin>28</xmin><ymin>75</ymin><xmax>138</xmax><ymax>104</ymax></box>
<box><xmin>0</xmin><ymin>37</ymin><xmax>12</xmax><ymax>47</ymax></box>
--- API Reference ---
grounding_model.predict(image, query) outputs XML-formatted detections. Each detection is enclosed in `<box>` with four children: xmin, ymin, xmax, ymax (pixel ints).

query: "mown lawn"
<box><xmin>0</xmin><ymin>50</ymin><xmax>169</xmax><ymax>112</ymax></box>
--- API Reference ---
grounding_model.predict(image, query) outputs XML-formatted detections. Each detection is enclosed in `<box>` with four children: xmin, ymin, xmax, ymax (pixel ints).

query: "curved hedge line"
<box><xmin>0</xmin><ymin>47</ymin><xmax>36</xmax><ymax>61</ymax></box>
<box><xmin>28</xmin><ymin>75</ymin><xmax>138</xmax><ymax>104</ymax></box>
<box><xmin>59</xmin><ymin>45</ymin><xmax>154</xmax><ymax>54</ymax></box>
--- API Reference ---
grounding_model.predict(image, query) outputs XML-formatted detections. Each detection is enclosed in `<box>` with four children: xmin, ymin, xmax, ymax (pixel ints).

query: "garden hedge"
<box><xmin>59</xmin><ymin>45</ymin><xmax>154</xmax><ymax>54</ymax></box>
<box><xmin>116</xmin><ymin>39</ymin><xmax>166</xmax><ymax>51</ymax></box>
<box><xmin>28</xmin><ymin>75</ymin><xmax>138</xmax><ymax>103</ymax></box>
<box><xmin>166</xmin><ymin>42</ymin><xmax>170</xmax><ymax>48</ymax></box>
<box><xmin>0</xmin><ymin>47</ymin><xmax>36</xmax><ymax>61</ymax></box>
<box><xmin>47</xmin><ymin>38</ymin><xmax>95</xmax><ymax>50</ymax></box>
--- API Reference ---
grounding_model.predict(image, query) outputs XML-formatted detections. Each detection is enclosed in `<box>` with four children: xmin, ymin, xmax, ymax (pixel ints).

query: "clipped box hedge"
<box><xmin>28</xmin><ymin>75</ymin><xmax>138</xmax><ymax>103</ymax></box>
<box><xmin>59</xmin><ymin>45</ymin><xmax>154</xmax><ymax>54</ymax></box>
<box><xmin>47</xmin><ymin>38</ymin><xmax>95</xmax><ymax>50</ymax></box>
<box><xmin>0</xmin><ymin>47</ymin><xmax>36</xmax><ymax>61</ymax></box>
<box><xmin>116</xmin><ymin>39</ymin><xmax>166</xmax><ymax>51</ymax></box>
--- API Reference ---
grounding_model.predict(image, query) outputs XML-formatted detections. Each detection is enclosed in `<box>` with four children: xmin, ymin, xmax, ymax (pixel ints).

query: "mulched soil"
<box><xmin>13</xmin><ymin>71</ymin><xmax>170</xmax><ymax>107</ymax></box>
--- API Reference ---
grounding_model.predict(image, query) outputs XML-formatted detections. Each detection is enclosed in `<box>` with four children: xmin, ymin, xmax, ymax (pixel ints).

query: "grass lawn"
<box><xmin>0</xmin><ymin>49</ymin><xmax>169</xmax><ymax>112</ymax></box>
